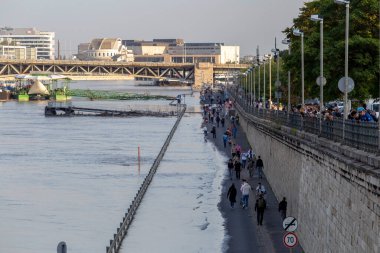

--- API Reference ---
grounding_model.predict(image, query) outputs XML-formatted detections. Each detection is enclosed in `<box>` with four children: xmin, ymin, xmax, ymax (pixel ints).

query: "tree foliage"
<box><xmin>282</xmin><ymin>0</ymin><xmax>379</xmax><ymax>103</ymax></box>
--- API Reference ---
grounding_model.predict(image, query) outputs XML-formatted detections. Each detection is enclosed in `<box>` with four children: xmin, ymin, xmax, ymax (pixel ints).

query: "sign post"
<box><xmin>283</xmin><ymin>216</ymin><xmax>298</xmax><ymax>252</ymax></box>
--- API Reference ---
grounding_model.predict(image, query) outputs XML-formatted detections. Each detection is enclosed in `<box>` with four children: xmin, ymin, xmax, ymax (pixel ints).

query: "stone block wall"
<box><xmin>238</xmin><ymin>111</ymin><xmax>380</xmax><ymax>253</ymax></box>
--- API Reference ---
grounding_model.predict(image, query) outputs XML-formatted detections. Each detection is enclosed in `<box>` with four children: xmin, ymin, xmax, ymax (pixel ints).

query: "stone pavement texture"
<box><xmin>203</xmin><ymin>105</ymin><xmax>304</xmax><ymax>253</ymax></box>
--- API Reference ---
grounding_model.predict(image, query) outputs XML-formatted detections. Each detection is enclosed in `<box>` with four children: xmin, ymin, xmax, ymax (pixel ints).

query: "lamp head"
<box><xmin>282</xmin><ymin>38</ymin><xmax>290</xmax><ymax>45</ymax></box>
<box><xmin>334</xmin><ymin>0</ymin><xmax>349</xmax><ymax>5</ymax></box>
<box><xmin>293</xmin><ymin>29</ymin><xmax>303</xmax><ymax>37</ymax></box>
<box><xmin>310</xmin><ymin>14</ymin><xmax>323</xmax><ymax>22</ymax></box>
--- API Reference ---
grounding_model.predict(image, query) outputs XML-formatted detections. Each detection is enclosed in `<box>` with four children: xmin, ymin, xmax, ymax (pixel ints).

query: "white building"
<box><xmin>0</xmin><ymin>27</ymin><xmax>55</xmax><ymax>60</ymax></box>
<box><xmin>77</xmin><ymin>38</ymin><xmax>134</xmax><ymax>62</ymax></box>
<box><xmin>123</xmin><ymin>39</ymin><xmax>240</xmax><ymax>64</ymax></box>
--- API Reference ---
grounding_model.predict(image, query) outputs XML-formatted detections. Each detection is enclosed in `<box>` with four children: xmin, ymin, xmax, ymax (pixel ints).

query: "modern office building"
<box><xmin>122</xmin><ymin>39</ymin><xmax>239</xmax><ymax>64</ymax></box>
<box><xmin>77</xmin><ymin>38</ymin><xmax>134</xmax><ymax>62</ymax></box>
<box><xmin>0</xmin><ymin>45</ymin><xmax>37</xmax><ymax>60</ymax></box>
<box><xmin>0</xmin><ymin>27</ymin><xmax>55</xmax><ymax>60</ymax></box>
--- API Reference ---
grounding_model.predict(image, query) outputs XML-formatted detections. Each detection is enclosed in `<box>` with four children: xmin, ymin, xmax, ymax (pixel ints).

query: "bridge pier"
<box><xmin>194</xmin><ymin>63</ymin><xmax>214</xmax><ymax>90</ymax></box>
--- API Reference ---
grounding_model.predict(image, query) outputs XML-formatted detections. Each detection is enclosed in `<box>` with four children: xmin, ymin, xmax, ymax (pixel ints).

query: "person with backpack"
<box><xmin>255</xmin><ymin>194</ymin><xmax>267</xmax><ymax>226</ymax></box>
<box><xmin>227</xmin><ymin>183</ymin><xmax>237</xmax><ymax>208</ymax></box>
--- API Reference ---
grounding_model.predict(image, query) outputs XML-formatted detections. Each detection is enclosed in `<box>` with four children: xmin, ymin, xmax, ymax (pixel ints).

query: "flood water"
<box><xmin>0</xmin><ymin>80</ymin><xmax>227</xmax><ymax>253</ymax></box>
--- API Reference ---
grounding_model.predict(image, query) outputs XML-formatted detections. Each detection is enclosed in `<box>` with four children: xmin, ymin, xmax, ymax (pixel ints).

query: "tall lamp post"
<box><xmin>334</xmin><ymin>0</ymin><xmax>350</xmax><ymax>120</ymax></box>
<box><xmin>263</xmin><ymin>57</ymin><xmax>266</xmax><ymax>107</ymax></box>
<box><xmin>293</xmin><ymin>29</ymin><xmax>305</xmax><ymax>107</ymax></box>
<box><xmin>282</xmin><ymin>39</ymin><xmax>291</xmax><ymax>114</ymax></box>
<box><xmin>311</xmin><ymin>14</ymin><xmax>325</xmax><ymax>133</ymax></box>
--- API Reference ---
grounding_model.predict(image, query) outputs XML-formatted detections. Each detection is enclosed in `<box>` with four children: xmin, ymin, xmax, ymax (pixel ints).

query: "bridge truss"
<box><xmin>0</xmin><ymin>60</ymin><xmax>195</xmax><ymax>81</ymax></box>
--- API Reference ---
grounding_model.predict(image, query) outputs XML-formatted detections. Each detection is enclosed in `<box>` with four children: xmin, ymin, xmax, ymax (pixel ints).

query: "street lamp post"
<box><xmin>335</xmin><ymin>0</ymin><xmax>350</xmax><ymax>120</ymax></box>
<box><xmin>263</xmin><ymin>58</ymin><xmax>266</xmax><ymax>107</ymax></box>
<box><xmin>253</xmin><ymin>65</ymin><xmax>256</xmax><ymax>103</ymax></box>
<box><xmin>293</xmin><ymin>29</ymin><xmax>305</xmax><ymax>107</ymax></box>
<box><xmin>311</xmin><ymin>14</ymin><xmax>324</xmax><ymax>133</ymax></box>
<box><xmin>282</xmin><ymin>39</ymin><xmax>291</xmax><ymax>114</ymax></box>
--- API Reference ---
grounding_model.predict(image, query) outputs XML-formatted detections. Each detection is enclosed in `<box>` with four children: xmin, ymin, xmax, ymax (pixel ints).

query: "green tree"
<box><xmin>282</xmin><ymin>0</ymin><xmax>379</xmax><ymax>103</ymax></box>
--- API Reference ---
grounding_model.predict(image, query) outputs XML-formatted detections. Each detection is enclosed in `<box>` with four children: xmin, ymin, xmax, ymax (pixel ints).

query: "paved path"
<box><xmin>203</xmin><ymin>106</ymin><xmax>304</xmax><ymax>253</ymax></box>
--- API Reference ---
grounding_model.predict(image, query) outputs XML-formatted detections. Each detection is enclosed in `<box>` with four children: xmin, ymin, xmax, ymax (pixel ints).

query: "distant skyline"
<box><xmin>1</xmin><ymin>0</ymin><xmax>307</xmax><ymax>57</ymax></box>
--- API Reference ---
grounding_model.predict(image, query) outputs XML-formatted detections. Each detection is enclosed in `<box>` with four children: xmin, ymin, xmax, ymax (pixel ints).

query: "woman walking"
<box><xmin>227</xmin><ymin>183</ymin><xmax>237</xmax><ymax>208</ymax></box>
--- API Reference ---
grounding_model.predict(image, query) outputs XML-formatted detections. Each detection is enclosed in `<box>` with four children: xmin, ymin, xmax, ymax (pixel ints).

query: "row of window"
<box><xmin>87</xmin><ymin>52</ymin><xmax>117</xmax><ymax>57</ymax></box>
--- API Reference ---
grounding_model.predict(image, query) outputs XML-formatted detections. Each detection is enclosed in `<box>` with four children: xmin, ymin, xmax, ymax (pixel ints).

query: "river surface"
<box><xmin>0</xmin><ymin>80</ymin><xmax>227</xmax><ymax>253</ymax></box>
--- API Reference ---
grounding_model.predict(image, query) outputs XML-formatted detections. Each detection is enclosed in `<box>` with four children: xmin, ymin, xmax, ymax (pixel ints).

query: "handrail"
<box><xmin>228</xmin><ymin>89</ymin><xmax>379</xmax><ymax>154</ymax></box>
<box><xmin>106</xmin><ymin>105</ymin><xmax>186</xmax><ymax>253</ymax></box>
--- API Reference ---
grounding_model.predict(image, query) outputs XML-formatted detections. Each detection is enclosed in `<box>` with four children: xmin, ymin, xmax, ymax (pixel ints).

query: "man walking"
<box><xmin>278</xmin><ymin>197</ymin><xmax>287</xmax><ymax>220</ymax></box>
<box><xmin>256</xmin><ymin>156</ymin><xmax>264</xmax><ymax>179</ymax></box>
<box><xmin>234</xmin><ymin>159</ymin><xmax>241</xmax><ymax>180</ymax></box>
<box><xmin>240</xmin><ymin>179</ymin><xmax>252</xmax><ymax>209</ymax></box>
<box><xmin>255</xmin><ymin>194</ymin><xmax>267</xmax><ymax>226</ymax></box>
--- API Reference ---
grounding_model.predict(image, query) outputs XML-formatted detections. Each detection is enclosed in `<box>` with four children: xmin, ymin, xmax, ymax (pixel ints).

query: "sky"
<box><xmin>1</xmin><ymin>0</ymin><xmax>307</xmax><ymax>57</ymax></box>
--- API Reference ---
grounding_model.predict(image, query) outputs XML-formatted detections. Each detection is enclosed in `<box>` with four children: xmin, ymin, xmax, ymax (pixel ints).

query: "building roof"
<box><xmin>89</xmin><ymin>38</ymin><xmax>121</xmax><ymax>50</ymax></box>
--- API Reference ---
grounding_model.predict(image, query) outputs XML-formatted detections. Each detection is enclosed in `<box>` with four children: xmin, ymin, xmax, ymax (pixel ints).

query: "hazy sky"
<box><xmin>1</xmin><ymin>0</ymin><xmax>307</xmax><ymax>56</ymax></box>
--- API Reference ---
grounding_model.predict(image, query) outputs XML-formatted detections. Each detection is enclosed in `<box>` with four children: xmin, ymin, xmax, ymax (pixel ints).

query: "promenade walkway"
<box><xmin>202</xmin><ymin>100</ymin><xmax>304</xmax><ymax>252</ymax></box>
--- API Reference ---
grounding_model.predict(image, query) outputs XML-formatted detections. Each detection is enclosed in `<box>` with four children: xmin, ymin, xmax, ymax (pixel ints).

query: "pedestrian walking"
<box><xmin>255</xmin><ymin>194</ymin><xmax>267</xmax><ymax>226</ymax></box>
<box><xmin>247</xmin><ymin>158</ymin><xmax>254</xmax><ymax>178</ymax></box>
<box><xmin>241</xmin><ymin>152</ymin><xmax>247</xmax><ymax>169</ymax></box>
<box><xmin>227</xmin><ymin>158</ymin><xmax>234</xmax><ymax>180</ymax></box>
<box><xmin>223</xmin><ymin>133</ymin><xmax>228</xmax><ymax>148</ymax></box>
<box><xmin>232</xmin><ymin>125</ymin><xmax>238</xmax><ymax>138</ymax></box>
<box><xmin>256</xmin><ymin>156</ymin><xmax>264</xmax><ymax>179</ymax></box>
<box><xmin>221</xmin><ymin>117</ymin><xmax>225</xmax><ymax>127</ymax></box>
<box><xmin>216</xmin><ymin>115</ymin><xmax>220</xmax><ymax>127</ymax></box>
<box><xmin>279</xmin><ymin>197</ymin><xmax>287</xmax><ymax>220</ymax></box>
<box><xmin>227</xmin><ymin>183</ymin><xmax>237</xmax><ymax>208</ymax></box>
<box><xmin>255</xmin><ymin>182</ymin><xmax>266</xmax><ymax>198</ymax></box>
<box><xmin>231</xmin><ymin>143</ymin><xmax>237</xmax><ymax>158</ymax></box>
<box><xmin>211</xmin><ymin>125</ymin><xmax>216</xmax><ymax>139</ymax></box>
<box><xmin>234</xmin><ymin>159</ymin><xmax>241</xmax><ymax>180</ymax></box>
<box><xmin>240</xmin><ymin>179</ymin><xmax>252</xmax><ymax>209</ymax></box>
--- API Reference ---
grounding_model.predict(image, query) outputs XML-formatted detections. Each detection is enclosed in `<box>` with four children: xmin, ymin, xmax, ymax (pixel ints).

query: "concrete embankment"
<box><xmin>234</xmin><ymin>102</ymin><xmax>380</xmax><ymax>253</ymax></box>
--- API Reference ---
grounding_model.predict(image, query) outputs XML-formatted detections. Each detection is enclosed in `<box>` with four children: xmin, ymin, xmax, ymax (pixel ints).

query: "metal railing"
<box><xmin>106</xmin><ymin>105</ymin><xmax>186</xmax><ymax>253</ymax></box>
<box><xmin>229</xmin><ymin>89</ymin><xmax>379</xmax><ymax>153</ymax></box>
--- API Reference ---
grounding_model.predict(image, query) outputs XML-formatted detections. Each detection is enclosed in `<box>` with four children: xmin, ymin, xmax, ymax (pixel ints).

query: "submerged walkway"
<box><xmin>203</xmin><ymin>106</ymin><xmax>304</xmax><ymax>252</ymax></box>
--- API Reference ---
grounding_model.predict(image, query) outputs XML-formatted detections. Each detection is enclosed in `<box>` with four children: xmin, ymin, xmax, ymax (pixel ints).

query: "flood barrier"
<box><xmin>106</xmin><ymin>105</ymin><xmax>186</xmax><ymax>253</ymax></box>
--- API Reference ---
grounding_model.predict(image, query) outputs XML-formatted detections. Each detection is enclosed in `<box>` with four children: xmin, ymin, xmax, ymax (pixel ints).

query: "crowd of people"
<box><xmin>234</xmin><ymin>87</ymin><xmax>379</xmax><ymax>123</ymax></box>
<box><xmin>201</xmin><ymin>86</ymin><xmax>288</xmax><ymax>227</ymax></box>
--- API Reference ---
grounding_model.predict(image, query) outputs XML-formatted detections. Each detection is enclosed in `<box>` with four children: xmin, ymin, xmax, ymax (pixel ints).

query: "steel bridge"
<box><xmin>0</xmin><ymin>59</ymin><xmax>249</xmax><ymax>87</ymax></box>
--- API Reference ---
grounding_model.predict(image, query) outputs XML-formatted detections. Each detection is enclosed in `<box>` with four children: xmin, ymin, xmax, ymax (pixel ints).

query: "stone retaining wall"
<box><xmin>237</xmin><ymin>107</ymin><xmax>380</xmax><ymax>253</ymax></box>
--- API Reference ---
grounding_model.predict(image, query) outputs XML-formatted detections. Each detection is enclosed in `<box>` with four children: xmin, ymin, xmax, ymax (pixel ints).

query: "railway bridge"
<box><xmin>0</xmin><ymin>59</ymin><xmax>248</xmax><ymax>88</ymax></box>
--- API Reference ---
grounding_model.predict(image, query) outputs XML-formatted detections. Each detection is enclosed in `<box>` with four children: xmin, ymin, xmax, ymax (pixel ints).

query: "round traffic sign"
<box><xmin>316</xmin><ymin>76</ymin><xmax>326</xmax><ymax>86</ymax></box>
<box><xmin>275</xmin><ymin>80</ymin><xmax>281</xmax><ymax>87</ymax></box>
<box><xmin>283</xmin><ymin>216</ymin><xmax>298</xmax><ymax>232</ymax></box>
<box><xmin>283</xmin><ymin>232</ymin><xmax>298</xmax><ymax>248</ymax></box>
<box><xmin>338</xmin><ymin>77</ymin><xmax>354</xmax><ymax>93</ymax></box>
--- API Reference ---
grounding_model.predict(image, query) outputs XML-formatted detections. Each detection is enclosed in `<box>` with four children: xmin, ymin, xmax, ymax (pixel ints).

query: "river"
<box><xmin>0</xmin><ymin>80</ymin><xmax>227</xmax><ymax>253</ymax></box>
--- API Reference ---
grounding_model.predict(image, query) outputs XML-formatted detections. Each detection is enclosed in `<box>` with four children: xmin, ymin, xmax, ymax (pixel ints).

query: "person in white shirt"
<box><xmin>256</xmin><ymin>182</ymin><xmax>266</xmax><ymax>198</ymax></box>
<box><xmin>240</xmin><ymin>179</ymin><xmax>252</xmax><ymax>209</ymax></box>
